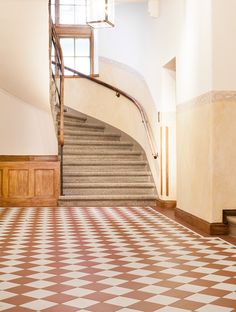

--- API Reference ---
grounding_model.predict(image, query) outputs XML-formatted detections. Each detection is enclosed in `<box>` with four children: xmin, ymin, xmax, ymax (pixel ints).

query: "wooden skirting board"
<box><xmin>0</xmin><ymin>156</ymin><xmax>60</xmax><ymax>207</ymax></box>
<box><xmin>175</xmin><ymin>207</ymin><xmax>228</xmax><ymax>235</ymax></box>
<box><xmin>156</xmin><ymin>198</ymin><xmax>177</xmax><ymax>209</ymax></box>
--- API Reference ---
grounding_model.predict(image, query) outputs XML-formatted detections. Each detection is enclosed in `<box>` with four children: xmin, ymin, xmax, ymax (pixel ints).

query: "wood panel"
<box><xmin>35</xmin><ymin>169</ymin><xmax>54</xmax><ymax>197</ymax></box>
<box><xmin>8</xmin><ymin>170</ymin><xmax>29</xmax><ymax>197</ymax></box>
<box><xmin>0</xmin><ymin>157</ymin><xmax>60</xmax><ymax>207</ymax></box>
<box><xmin>0</xmin><ymin>169</ymin><xmax>2</xmax><ymax>197</ymax></box>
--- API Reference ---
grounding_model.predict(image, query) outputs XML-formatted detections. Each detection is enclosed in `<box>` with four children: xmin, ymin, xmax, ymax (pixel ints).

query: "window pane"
<box><xmin>60</xmin><ymin>38</ymin><xmax>74</xmax><ymax>57</ymax></box>
<box><xmin>60</xmin><ymin>5</ymin><xmax>75</xmax><ymax>24</ymax></box>
<box><xmin>60</xmin><ymin>0</ymin><xmax>75</xmax><ymax>4</ymax></box>
<box><xmin>75</xmin><ymin>57</ymin><xmax>90</xmax><ymax>75</ymax></box>
<box><xmin>75</xmin><ymin>0</ymin><xmax>86</xmax><ymax>4</ymax></box>
<box><xmin>75</xmin><ymin>38</ymin><xmax>90</xmax><ymax>56</ymax></box>
<box><xmin>64</xmin><ymin>57</ymin><xmax>75</xmax><ymax>75</ymax></box>
<box><xmin>75</xmin><ymin>5</ymin><xmax>87</xmax><ymax>24</ymax></box>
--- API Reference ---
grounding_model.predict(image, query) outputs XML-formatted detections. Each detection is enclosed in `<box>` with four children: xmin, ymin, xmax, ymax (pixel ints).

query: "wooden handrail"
<box><xmin>62</xmin><ymin>64</ymin><xmax>158</xmax><ymax>159</ymax></box>
<box><xmin>51</xmin><ymin>21</ymin><xmax>65</xmax><ymax>147</ymax></box>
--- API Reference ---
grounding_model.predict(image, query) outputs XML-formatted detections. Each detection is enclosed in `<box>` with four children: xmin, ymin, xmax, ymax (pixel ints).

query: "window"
<box><xmin>50</xmin><ymin>0</ymin><xmax>96</xmax><ymax>77</ymax></box>
<box><xmin>60</xmin><ymin>38</ymin><xmax>91</xmax><ymax>75</ymax></box>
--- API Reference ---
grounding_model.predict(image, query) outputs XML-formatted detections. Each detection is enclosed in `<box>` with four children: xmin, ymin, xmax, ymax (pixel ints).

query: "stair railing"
<box><xmin>53</xmin><ymin>63</ymin><xmax>159</xmax><ymax>159</ymax></box>
<box><xmin>50</xmin><ymin>19</ymin><xmax>65</xmax><ymax>195</ymax></box>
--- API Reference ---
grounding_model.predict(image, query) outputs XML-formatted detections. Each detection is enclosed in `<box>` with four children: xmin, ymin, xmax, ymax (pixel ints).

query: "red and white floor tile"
<box><xmin>0</xmin><ymin>207</ymin><xmax>235</xmax><ymax>311</ymax></box>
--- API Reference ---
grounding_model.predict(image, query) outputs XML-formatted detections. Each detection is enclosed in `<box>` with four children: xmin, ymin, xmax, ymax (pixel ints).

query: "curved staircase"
<box><xmin>58</xmin><ymin>110</ymin><xmax>158</xmax><ymax>207</ymax></box>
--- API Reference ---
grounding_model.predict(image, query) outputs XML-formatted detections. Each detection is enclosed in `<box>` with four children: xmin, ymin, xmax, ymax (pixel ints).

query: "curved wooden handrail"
<box><xmin>51</xmin><ymin>21</ymin><xmax>65</xmax><ymax>147</ymax></box>
<box><xmin>62</xmin><ymin>65</ymin><xmax>158</xmax><ymax>159</ymax></box>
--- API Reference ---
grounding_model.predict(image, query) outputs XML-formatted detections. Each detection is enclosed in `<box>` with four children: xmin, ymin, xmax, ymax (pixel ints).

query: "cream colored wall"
<box><xmin>0</xmin><ymin>88</ymin><xmax>58</xmax><ymax>155</ymax></box>
<box><xmin>0</xmin><ymin>0</ymin><xmax>50</xmax><ymax>109</ymax></box>
<box><xmin>177</xmin><ymin>95</ymin><xmax>213</xmax><ymax>222</ymax></box>
<box><xmin>212</xmin><ymin>95</ymin><xmax>236</xmax><ymax>222</ymax></box>
<box><xmin>0</xmin><ymin>0</ymin><xmax>58</xmax><ymax>155</ymax></box>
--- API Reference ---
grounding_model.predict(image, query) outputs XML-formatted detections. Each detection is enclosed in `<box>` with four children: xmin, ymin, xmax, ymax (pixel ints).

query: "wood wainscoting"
<box><xmin>0</xmin><ymin>156</ymin><xmax>60</xmax><ymax>207</ymax></box>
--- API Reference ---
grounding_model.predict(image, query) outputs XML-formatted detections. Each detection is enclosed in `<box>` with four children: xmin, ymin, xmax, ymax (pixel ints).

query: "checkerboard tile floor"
<box><xmin>0</xmin><ymin>207</ymin><xmax>235</xmax><ymax>312</ymax></box>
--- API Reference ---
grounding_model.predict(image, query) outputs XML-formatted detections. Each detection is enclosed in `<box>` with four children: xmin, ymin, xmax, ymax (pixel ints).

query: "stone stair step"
<box><xmin>63</xmin><ymin>160</ymin><xmax>148</xmax><ymax>171</ymax></box>
<box><xmin>64</xmin><ymin>121</ymin><xmax>105</xmax><ymax>132</ymax></box>
<box><xmin>63</xmin><ymin>131</ymin><xmax>121</xmax><ymax>141</ymax></box>
<box><xmin>59</xmin><ymin>194</ymin><xmax>158</xmax><ymax>207</ymax></box>
<box><xmin>64</xmin><ymin>140</ymin><xmax>134</xmax><ymax>150</ymax></box>
<box><xmin>63</xmin><ymin>151</ymin><xmax>142</xmax><ymax>160</ymax></box>
<box><xmin>63</xmin><ymin>182</ymin><xmax>155</xmax><ymax>195</ymax></box>
<box><xmin>63</xmin><ymin>171</ymin><xmax>152</xmax><ymax>183</ymax></box>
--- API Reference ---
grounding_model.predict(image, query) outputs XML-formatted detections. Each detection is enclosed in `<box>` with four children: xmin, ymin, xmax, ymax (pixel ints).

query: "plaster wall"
<box><xmin>0</xmin><ymin>88</ymin><xmax>58</xmax><ymax>155</ymax></box>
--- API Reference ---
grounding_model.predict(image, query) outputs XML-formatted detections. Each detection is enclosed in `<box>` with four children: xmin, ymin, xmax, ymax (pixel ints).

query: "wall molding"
<box><xmin>178</xmin><ymin>90</ymin><xmax>236</xmax><ymax>111</ymax></box>
<box><xmin>157</xmin><ymin>198</ymin><xmax>177</xmax><ymax>209</ymax></box>
<box><xmin>175</xmin><ymin>207</ymin><xmax>228</xmax><ymax>235</ymax></box>
<box><xmin>0</xmin><ymin>156</ymin><xmax>60</xmax><ymax>207</ymax></box>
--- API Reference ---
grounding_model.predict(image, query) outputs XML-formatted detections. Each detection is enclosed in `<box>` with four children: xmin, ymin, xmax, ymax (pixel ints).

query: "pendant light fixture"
<box><xmin>86</xmin><ymin>0</ymin><xmax>115</xmax><ymax>28</ymax></box>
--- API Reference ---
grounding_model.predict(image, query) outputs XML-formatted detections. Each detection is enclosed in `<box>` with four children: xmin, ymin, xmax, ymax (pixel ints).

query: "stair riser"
<box><xmin>64</xmin><ymin>188</ymin><xmax>155</xmax><ymax>195</ymax></box>
<box><xmin>64</xmin><ymin>145</ymin><xmax>133</xmax><ymax>151</ymax></box>
<box><xmin>63</xmin><ymin>176</ymin><xmax>151</xmax><ymax>183</ymax></box>
<box><xmin>64</xmin><ymin>165</ymin><xmax>147</xmax><ymax>171</ymax></box>
<box><xmin>64</xmin><ymin>155</ymin><xmax>142</xmax><ymax>161</ymax></box>
<box><xmin>64</xmin><ymin>135</ymin><xmax>120</xmax><ymax>142</ymax></box>
<box><xmin>59</xmin><ymin>199</ymin><xmax>157</xmax><ymax>207</ymax></box>
<box><xmin>64</xmin><ymin>125</ymin><xmax>105</xmax><ymax>132</ymax></box>
<box><xmin>63</xmin><ymin>117</ymin><xmax>86</xmax><ymax>123</ymax></box>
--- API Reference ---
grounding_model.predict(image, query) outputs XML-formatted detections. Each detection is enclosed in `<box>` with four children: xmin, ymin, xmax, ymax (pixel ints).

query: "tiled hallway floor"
<box><xmin>0</xmin><ymin>207</ymin><xmax>236</xmax><ymax>312</ymax></box>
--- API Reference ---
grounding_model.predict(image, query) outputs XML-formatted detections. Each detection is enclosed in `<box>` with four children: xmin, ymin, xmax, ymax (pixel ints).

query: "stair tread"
<box><xmin>60</xmin><ymin>194</ymin><xmax>158</xmax><ymax>200</ymax></box>
<box><xmin>64</xmin><ymin>182</ymin><xmax>155</xmax><ymax>188</ymax></box>
<box><xmin>63</xmin><ymin>171</ymin><xmax>151</xmax><ymax>176</ymax></box>
<box><xmin>64</xmin><ymin>121</ymin><xmax>104</xmax><ymax>129</ymax></box>
<box><xmin>64</xmin><ymin>130</ymin><xmax>120</xmax><ymax>137</ymax></box>
<box><xmin>64</xmin><ymin>160</ymin><xmax>147</xmax><ymax>165</ymax></box>
<box><xmin>64</xmin><ymin>151</ymin><xmax>142</xmax><ymax>156</ymax></box>
<box><xmin>64</xmin><ymin>114</ymin><xmax>87</xmax><ymax>121</ymax></box>
<box><xmin>64</xmin><ymin>140</ymin><xmax>133</xmax><ymax>145</ymax></box>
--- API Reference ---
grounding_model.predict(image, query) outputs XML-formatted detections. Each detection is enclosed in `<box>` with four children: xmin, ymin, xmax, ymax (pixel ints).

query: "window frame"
<box><xmin>53</xmin><ymin>0</ymin><xmax>95</xmax><ymax>77</ymax></box>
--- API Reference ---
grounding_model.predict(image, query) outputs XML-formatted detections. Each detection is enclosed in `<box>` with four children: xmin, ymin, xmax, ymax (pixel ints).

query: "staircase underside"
<box><xmin>58</xmin><ymin>110</ymin><xmax>158</xmax><ymax>207</ymax></box>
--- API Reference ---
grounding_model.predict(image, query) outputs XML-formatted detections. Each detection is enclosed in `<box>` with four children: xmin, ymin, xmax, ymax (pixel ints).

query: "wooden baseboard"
<box><xmin>175</xmin><ymin>207</ymin><xmax>228</xmax><ymax>235</ymax></box>
<box><xmin>0</xmin><ymin>156</ymin><xmax>60</xmax><ymax>207</ymax></box>
<box><xmin>157</xmin><ymin>199</ymin><xmax>177</xmax><ymax>209</ymax></box>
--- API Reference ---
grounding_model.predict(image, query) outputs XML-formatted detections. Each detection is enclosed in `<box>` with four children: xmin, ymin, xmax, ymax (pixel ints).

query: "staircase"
<box><xmin>58</xmin><ymin>109</ymin><xmax>158</xmax><ymax>207</ymax></box>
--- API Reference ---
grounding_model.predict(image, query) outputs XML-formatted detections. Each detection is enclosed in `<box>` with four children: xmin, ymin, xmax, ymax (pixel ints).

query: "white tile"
<box><xmin>168</xmin><ymin>276</ymin><xmax>196</xmax><ymax>284</ymax></box>
<box><xmin>99</xmin><ymin>278</ymin><xmax>126</xmax><ymax>286</ymax></box>
<box><xmin>213</xmin><ymin>283</ymin><xmax>236</xmax><ymax>292</ymax></box>
<box><xmin>157</xmin><ymin>307</ymin><xmax>191</xmax><ymax>312</ymax></box>
<box><xmin>192</xmin><ymin>267</ymin><xmax>218</xmax><ymax>274</ymax></box>
<box><xmin>65</xmin><ymin>298</ymin><xmax>98</xmax><ymax>308</ymax></box>
<box><xmin>0</xmin><ymin>267</ymin><xmax>21</xmax><ymax>274</ymax></box>
<box><xmin>134</xmin><ymin>277</ymin><xmax>162</xmax><ymax>285</ymax></box>
<box><xmin>124</xmin><ymin>262</ymin><xmax>148</xmax><ymax>269</ymax></box>
<box><xmin>0</xmin><ymin>302</ymin><xmax>15</xmax><ymax>311</ymax></box>
<box><xmin>64</xmin><ymin>288</ymin><xmax>95</xmax><ymax>297</ymax></box>
<box><xmin>27</xmin><ymin>273</ymin><xmax>55</xmax><ymax>280</ymax></box>
<box><xmin>177</xmin><ymin>284</ymin><xmax>206</xmax><ymax>293</ymax></box>
<box><xmin>105</xmin><ymin>296</ymin><xmax>139</xmax><ymax>307</ymax></box>
<box><xmin>186</xmin><ymin>293</ymin><xmax>218</xmax><ymax>303</ymax></box>
<box><xmin>201</xmin><ymin>274</ymin><xmax>230</xmax><ymax>282</ymax></box>
<box><xmin>24</xmin><ymin>289</ymin><xmax>55</xmax><ymax>299</ymax></box>
<box><xmin>129</xmin><ymin>269</ymin><xmax>154</xmax><ymax>276</ymax></box>
<box><xmin>102</xmin><ymin>286</ymin><xmax>132</xmax><ymax>295</ymax></box>
<box><xmin>160</xmin><ymin>268</ymin><xmax>186</xmax><ymax>275</ymax></box>
<box><xmin>0</xmin><ymin>282</ymin><xmax>18</xmax><ymax>290</ymax></box>
<box><xmin>196</xmin><ymin>304</ymin><xmax>233</xmax><ymax>312</ymax></box>
<box><xmin>26</xmin><ymin>280</ymin><xmax>55</xmax><ymax>289</ymax></box>
<box><xmin>223</xmin><ymin>292</ymin><xmax>236</xmax><ymax>300</ymax></box>
<box><xmin>140</xmin><ymin>285</ymin><xmax>170</xmax><ymax>294</ymax></box>
<box><xmin>95</xmin><ymin>270</ymin><xmax>121</xmax><ymax>277</ymax></box>
<box><xmin>0</xmin><ymin>290</ymin><xmax>16</xmax><ymax>300</ymax></box>
<box><xmin>62</xmin><ymin>272</ymin><xmax>88</xmax><ymax>279</ymax></box>
<box><xmin>147</xmin><ymin>294</ymin><xmax>179</xmax><ymax>305</ymax></box>
<box><xmin>21</xmin><ymin>299</ymin><xmax>57</xmax><ymax>310</ymax></box>
<box><xmin>62</xmin><ymin>279</ymin><xmax>91</xmax><ymax>287</ymax></box>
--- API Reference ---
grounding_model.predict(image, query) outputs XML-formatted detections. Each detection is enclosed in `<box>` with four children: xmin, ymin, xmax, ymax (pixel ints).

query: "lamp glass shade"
<box><xmin>86</xmin><ymin>0</ymin><xmax>114</xmax><ymax>28</ymax></box>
